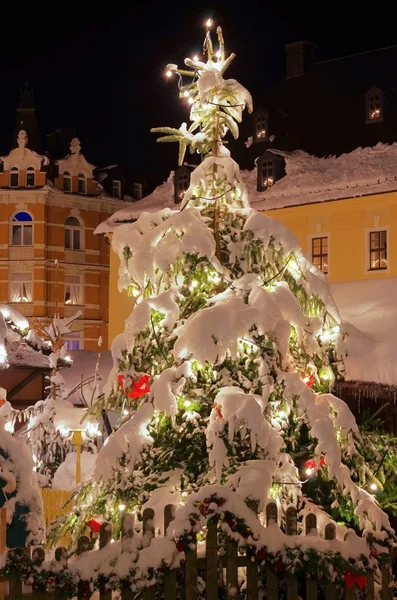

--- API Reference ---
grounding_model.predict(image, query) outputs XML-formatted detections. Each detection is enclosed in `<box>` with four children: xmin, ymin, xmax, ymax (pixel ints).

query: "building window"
<box><xmin>26</xmin><ymin>167</ymin><xmax>35</xmax><ymax>187</ymax></box>
<box><xmin>175</xmin><ymin>172</ymin><xmax>190</xmax><ymax>203</ymax></box>
<box><xmin>260</xmin><ymin>160</ymin><xmax>274</xmax><ymax>189</ymax></box>
<box><xmin>77</xmin><ymin>173</ymin><xmax>86</xmax><ymax>194</ymax></box>
<box><xmin>369</xmin><ymin>230</ymin><xmax>387</xmax><ymax>270</ymax></box>
<box><xmin>112</xmin><ymin>180</ymin><xmax>121</xmax><ymax>199</ymax></box>
<box><xmin>65</xmin><ymin>216</ymin><xmax>82</xmax><ymax>250</ymax></box>
<box><xmin>63</xmin><ymin>171</ymin><xmax>72</xmax><ymax>192</ymax></box>
<box><xmin>365</xmin><ymin>87</ymin><xmax>383</xmax><ymax>123</ymax></box>
<box><xmin>63</xmin><ymin>333</ymin><xmax>82</xmax><ymax>351</ymax></box>
<box><xmin>10</xmin><ymin>272</ymin><xmax>33</xmax><ymax>303</ymax></box>
<box><xmin>64</xmin><ymin>274</ymin><xmax>82</xmax><ymax>305</ymax></box>
<box><xmin>311</xmin><ymin>237</ymin><xmax>328</xmax><ymax>274</ymax></box>
<box><xmin>11</xmin><ymin>211</ymin><xmax>33</xmax><ymax>246</ymax></box>
<box><xmin>254</xmin><ymin>113</ymin><xmax>268</xmax><ymax>140</ymax></box>
<box><xmin>133</xmin><ymin>183</ymin><xmax>142</xmax><ymax>200</ymax></box>
<box><xmin>10</xmin><ymin>167</ymin><xmax>19</xmax><ymax>188</ymax></box>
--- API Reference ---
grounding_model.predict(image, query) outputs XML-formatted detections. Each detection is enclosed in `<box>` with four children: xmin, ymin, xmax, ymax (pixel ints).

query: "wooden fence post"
<box><xmin>226</xmin><ymin>536</ymin><xmax>238</xmax><ymax>600</ymax></box>
<box><xmin>54</xmin><ymin>546</ymin><xmax>68</xmax><ymax>600</ymax></box>
<box><xmin>265</xmin><ymin>502</ymin><xmax>279</xmax><ymax>600</ymax></box>
<box><xmin>99</xmin><ymin>523</ymin><xmax>112</xmax><ymax>600</ymax></box>
<box><xmin>142</xmin><ymin>509</ymin><xmax>155</xmax><ymax>600</ymax></box>
<box><xmin>185</xmin><ymin>532</ymin><xmax>197</xmax><ymax>600</ymax></box>
<box><xmin>76</xmin><ymin>535</ymin><xmax>90</xmax><ymax>600</ymax></box>
<box><xmin>31</xmin><ymin>547</ymin><xmax>46</xmax><ymax>600</ymax></box>
<box><xmin>206</xmin><ymin>517</ymin><xmax>218</xmax><ymax>600</ymax></box>
<box><xmin>121</xmin><ymin>514</ymin><xmax>135</xmax><ymax>600</ymax></box>
<box><xmin>304</xmin><ymin>514</ymin><xmax>318</xmax><ymax>600</ymax></box>
<box><xmin>164</xmin><ymin>504</ymin><xmax>176</xmax><ymax>600</ymax></box>
<box><xmin>381</xmin><ymin>548</ymin><xmax>393</xmax><ymax>600</ymax></box>
<box><xmin>266</xmin><ymin>502</ymin><xmax>278</xmax><ymax>526</ymax></box>
<box><xmin>286</xmin><ymin>507</ymin><xmax>299</xmax><ymax>600</ymax></box>
<box><xmin>246</xmin><ymin>501</ymin><xmax>259</xmax><ymax>600</ymax></box>
<box><xmin>324</xmin><ymin>524</ymin><xmax>336</xmax><ymax>600</ymax></box>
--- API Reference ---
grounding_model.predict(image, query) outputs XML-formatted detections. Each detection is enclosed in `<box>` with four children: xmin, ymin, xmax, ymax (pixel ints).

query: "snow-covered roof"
<box><xmin>0</xmin><ymin>306</ymin><xmax>50</xmax><ymax>369</ymax></box>
<box><xmin>249</xmin><ymin>143</ymin><xmax>397</xmax><ymax>211</ymax></box>
<box><xmin>96</xmin><ymin>143</ymin><xmax>397</xmax><ymax>235</ymax></box>
<box><xmin>330</xmin><ymin>278</ymin><xmax>397</xmax><ymax>386</ymax></box>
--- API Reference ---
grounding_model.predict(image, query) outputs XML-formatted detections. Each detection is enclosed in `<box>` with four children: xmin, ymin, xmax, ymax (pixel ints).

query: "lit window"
<box><xmin>10</xmin><ymin>272</ymin><xmax>33</xmax><ymax>303</ymax></box>
<box><xmin>133</xmin><ymin>183</ymin><xmax>142</xmax><ymax>200</ymax></box>
<box><xmin>368</xmin><ymin>94</ymin><xmax>381</xmax><ymax>121</ymax></box>
<box><xmin>255</xmin><ymin>115</ymin><xmax>267</xmax><ymax>140</ymax></box>
<box><xmin>64</xmin><ymin>274</ymin><xmax>82</xmax><ymax>305</ymax></box>
<box><xmin>311</xmin><ymin>237</ymin><xmax>328</xmax><ymax>274</ymax></box>
<box><xmin>63</xmin><ymin>334</ymin><xmax>82</xmax><ymax>351</ymax></box>
<box><xmin>11</xmin><ymin>211</ymin><xmax>33</xmax><ymax>246</ymax></box>
<box><xmin>260</xmin><ymin>161</ymin><xmax>274</xmax><ymax>189</ymax></box>
<box><xmin>63</xmin><ymin>171</ymin><xmax>72</xmax><ymax>192</ymax></box>
<box><xmin>10</xmin><ymin>167</ymin><xmax>19</xmax><ymax>188</ymax></box>
<box><xmin>113</xmin><ymin>180</ymin><xmax>121</xmax><ymax>199</ymax></box>
<box><xmin>26</xmin><ymin>167</ymin><xmax>35</xmax><ymax>187</ymax></box>
<box><xmin>77</xmin><ymin>173</ymin><xmax>86</xmax><ymax>194</ymax></box>
<box><xmin>369</xmin><ymin>230</ymin><xmax>387</xmax><ymax>270</ymax></box>
<box><xmin>65</xmin><ymin>216</ymin><xmax>82</xmax><ymax>250</ymax></box>
<box><xmin>175</xmin><ymin>173</ymin><xmax>190</xmax><ymax>203</ymax></box>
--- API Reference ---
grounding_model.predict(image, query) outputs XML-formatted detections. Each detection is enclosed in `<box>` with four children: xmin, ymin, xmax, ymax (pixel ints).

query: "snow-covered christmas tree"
<box><xmin>59</xmin><ymin>23</ymin><xmax>393</xmax><ymax>579</ymax></box>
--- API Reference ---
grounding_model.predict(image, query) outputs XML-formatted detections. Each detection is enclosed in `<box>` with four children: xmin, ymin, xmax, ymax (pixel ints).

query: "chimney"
<box><xmin>285</xmin><ymin>41</ymin><xmax>317</xmax><ymax>78</ymax></box>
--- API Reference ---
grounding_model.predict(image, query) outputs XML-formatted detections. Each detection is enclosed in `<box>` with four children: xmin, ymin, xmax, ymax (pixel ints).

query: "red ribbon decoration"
<box><xmin>87</xmin><ymin>518</ymin><xmax>101</xmax><ymax>533</ymax></box>
<box><xmin>304</xmin><ymin>374</ymin><xmax>315</xmax><ymax>387</ymax></box>
<box><xmin>344</xmin><ymin>572</ymin><xmax>367</xmax><ymax>589</ymax></box>
<box><xmin>305</xmin><ymin>457</ymin><xmax>326</xmax><ymax>469</ymax></box>
<box><xmin>118</xmin><ymin>374</ymin><xmax>151</xmax><ymax>399</ymax></box>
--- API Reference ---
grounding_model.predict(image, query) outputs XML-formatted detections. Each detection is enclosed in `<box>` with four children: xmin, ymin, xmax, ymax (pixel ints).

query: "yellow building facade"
<box><xmin>0</xmin><ymin>131</ymin><xmax>126</xmax><ymax>350</ymax></box>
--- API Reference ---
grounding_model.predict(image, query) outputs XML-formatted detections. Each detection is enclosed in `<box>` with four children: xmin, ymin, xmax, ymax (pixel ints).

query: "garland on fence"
<box><xmin>0</xmin><ymin>494</ymin><xmax>389</xmax><ymax>596</ymax></box>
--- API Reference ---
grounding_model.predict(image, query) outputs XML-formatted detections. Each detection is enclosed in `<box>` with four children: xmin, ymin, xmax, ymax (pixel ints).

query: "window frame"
<box><xmin>112</xmin><ymin>179</ymin><xmax>121</xmax><ymax>199</ymax></box>
<box><xmin>259</xmin><ymin>159</ymin><xmax>274</xmax><ymax>190</ymax></box>
<box><xmin>10</xmin><ymin>211</ymin><xmax>33</xmax><ymax>246</ymax></box>
<box><xmin>133</xmin><ymin>182</ymin><xmax>142</xmax><ymax>200</ymax></box>
<box><xmin>63</xmin><ymin>171</ymin><xmax>72</xmax><ymax>193</ymax></box>
<box><xmin>26</xmin><ymin>166</ymin><xmax>35</xmax><ymax>188</ymax></box>
<box><xmin>253</xmin><ymin>110</ymin><xmax>269</xmax><ymax>142</ymax></box>
<box><xmin>9</xmin><ymin>271</ymin><xmax>33</xmax><ymax>303</ymax></box>
<box><xmin>63</xmin><ymin>332</ymin><xmax>83</xmax><ymax>351</ymax></box>
<box><xmin>65</xmin><ymin>216</ymin><xmax>83</xmax><ymax>251</ymax></box>
<box><xmin>365</xmin><ymin>87</ymin><xmax>384</xmax><ymax>124</ymax></box>
<box><xmin>9</xmin><ymin>167</ymin><xmax>19</xmax><ymax>188</ymax></box>
<box><xmin>175</xmin><ymin>172</ymin><xmax>190</xmax><ymax>203</ymax></box>
<box><xmin>309</xmin><ymin>234</ymin><xmax>330</xmax><ymax>276</ymax></box>
<box><xmin>367</xmin><ymin>228</ymin><xmax>389</xmax><ymax>272</ymax></box>
<box><xmin>77</xmin><ymin>173</ymin><xmax>86</xmax><ymax>194</ymax></box>
<box><xmin>64</xmin><ymin>273</ymin><xmax>83</xmax><ymax>306</ymax></box>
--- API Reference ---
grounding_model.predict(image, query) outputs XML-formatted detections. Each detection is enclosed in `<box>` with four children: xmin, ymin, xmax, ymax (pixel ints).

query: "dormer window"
<box><xmin>113</xmin><ymin>180</ymin><xmax>121</xmax><ymax>199</ymax></box>
<box><xmin>257</xmin><ymin>151</ymin><xmax>286</xmax><ymax>192</ymax></box>
<box><xmin>26</xmin><ymin>167</ymin><xmax>35</xmax><ymax>187</ymax></box>
<box><xmin>77</xmin><ymin>173</ymin><xmax>86</xmax><ymax>194</ymax></box>
<box><xmin>174</xmin><ymin>168</ymin><xmax>191</xmax><ymax>204</ymax></box>
<box><xmin>10</xmin><ymin>167</ymin><xmax>19</xmax><ymax>188</ymax></box>
<box><xmin>133</xmin><ymin>183</ymin><xmax>143</xmax><ymax>200</ymax></box>
<box><xmin>365</xmin><ymin>87</ymin><xmax>383</xmax><ymax>123</ymax></box>
<box><xmin>63</xmin><ymin>171</ymin><xmax>72</xmax><ymax>192</ymax></box>
<box><xmin>253</xmin><ymin>110</ymin><xmax>269</xmax><ymax>142</ymax></box>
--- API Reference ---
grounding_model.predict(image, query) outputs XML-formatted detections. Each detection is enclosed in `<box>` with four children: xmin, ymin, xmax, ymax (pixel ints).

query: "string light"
<box><xmin>65</xmin><ymin>355</ymin><xmax>72</xmax><ymax>362</ymax></box>
<box><xmin>119</xmin><ymin>504</ymin><xmax>126</xmax><ymax>511</ymax></box>
<box><xmin>191</xmin><ymin>280</ymin><xmax>198</xmax><ymax>288</ymax></box>
<box><xmin>193</xmin><ymin>55</ymin><xmax>199</xmax><ymax>61</ymax></box>
<box><xmin>166</xmin><ymin>70</ymin><xmax>172</xmax><ymax>78</ymax></box>
<box><xmin>216</xmin><ymin>50</ymin><xmax>221</xmax><ymax>58</ymax></box>
<box><xmin>184</xmin><ymin>400</ymin><xmax>191</xmax><ymax>408</ymax></box>
<box><xmin>205</xmin><ymin>18</ymin><xmax>213</xmax><ymax>28</ymax></box>
<box><xmin>183</xmin><ymin>90</ymin><xmax>190</xmax><ymax>98</ymax></box>
<box><xmin>306</xmin><ymin>467</ymin><xmax>314</xmax><ymax>476</ymax></box>
<box><xmin>132</xmin><ymin>288</ymin><xmax>140</xmax><ymax>298</ymax></box>
<box><xmin>188</xmin><ymin>97</ymin><xmax>194</xmax><ymax>104</ymax></box>
<box><xmin>370</xmin><ymin>483</ymin><xmax>378</xmax><ymax>491</ymax></box>
<box><xmin>123</xmin><ymin>409</ymin><xmax>129</xmax><ymax>416</ymax></box>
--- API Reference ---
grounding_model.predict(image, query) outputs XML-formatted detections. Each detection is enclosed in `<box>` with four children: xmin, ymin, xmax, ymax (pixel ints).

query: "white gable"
<box><xmin>57</xmin><ymin>138</ymin><xmax>96</xmax><ymax>178</ymax></box>
<box><xmin>1</xmin><ymin>130</ymin><xmax>48</xmax><ymax>171</ymax></box>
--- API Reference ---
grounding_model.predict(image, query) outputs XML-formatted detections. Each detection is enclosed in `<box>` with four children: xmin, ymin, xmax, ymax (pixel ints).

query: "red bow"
<box><xmin>118</xmin><ymin>374</ymin><xmax>151</xmax><ymax>399</ymax></box>
<box><xmin>304</xmin><ymin>374</ymin><xmax>315</xmax><ymax>387</ymax></box>
<box><xmin>87</xmin><ymin>518</ymin><xmax>101</xmax><ymax>533</ymax></box>
<box><xmin>344</xmin><ymin>572</ymin><xmax>367</xmax><ymax>589</ymax></box>
<box><xmin>305</xmin><ymin>457</ymin><xmax>326</xmax><ymax>469</ymax></box>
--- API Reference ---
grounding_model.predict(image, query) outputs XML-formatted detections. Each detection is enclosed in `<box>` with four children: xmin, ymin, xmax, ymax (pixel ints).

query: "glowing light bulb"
<box><xmin>212</xmin><ymin>275</ymin><xmax>221</xmax><ymax>284</ymax></box>
<box><xmin>306</xmin><ymin>468</ymin><xmax>313</xmax><ymax>476</ymax></box>
<box><xmin>123</xmin><ymin>409</ymin><xmax>129</xmax><ymax>416</ymax></box>
<box><xmin>65</xmin><ymin>355</ymin><xmax>72</xmax><ymax>362</ymax></box>
<box><xmin>184</xmin><ymin>400</ymin><xmax>191</xmax><ymax>408</ymax></box>
<box><xmin>119</xmin><ymin>504</ymin><xmax>126</xmax><ymax>511</ymax></box>
<box><xmin>206</xmin><ymin>18</ymin><xmax>213</xmax><ymax>28</ymax></box>
<box><xmin>4</xmin><ymin>422</ymin><xmax>14</xmax><ymax>433</ymax></box>
<box><xmin>181</xmin><ymin>491</ymin><xmax>188</xmax><ymax>499</ymax></box>
<box><xmin>370</xmin><ymin>483</ymin><xmax>378</xmax><ymax>491</ymax></box>
<box><xmin>166</xmin><ymin>70</ymin><xmax>172</xmax><ymax>77</ymax></box>
<box><xmin>132</xmin><ymin>288</ymin><xmax>140</xmax><ymax>298</ymax></box>
<box><xmin>191</xmin><ymin>280</ymin><xmax>198</xmax><ymax>288</ymax></box>
<box><xmin>216</xmin><ymin>50</ymin><xmax>221</xmax><ymax>58</ymax></box>
<box><xmin>278</xmin><ymin>410</ymin><xmax>287</xmax><ymax>420</ymax></box>
<box><xmin>183</xmin><ymin>90</ymin><xmax>190</xmax><ymax>97</ymax></box>
<box><xmin>322</xmin><ymin>373</ymin><xmax>329</xmax><ymax>381</ymax></box>
<box><xmin>188</xmin><ymin>97</ymin><xmax>194</xmax><ymax>104</ymax></box>
<box><xmin>193</xmin><ymin>55</ymin><xmax>199</xmax><ymax>61</ymax></box>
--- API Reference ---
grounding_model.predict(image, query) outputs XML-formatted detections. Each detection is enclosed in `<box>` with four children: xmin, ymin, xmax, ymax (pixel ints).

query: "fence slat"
<box><xmin>305</xmin><ymin>513</ymin><xmax>317</xmax><ymax>535</ymax></box>
<box><xmin>206</xmin><ymin>519</ymin><xmax>218</xmax><ymax>600</ymax></box>
<box><xmin>31</xmin><ymin>547</ymin><xmax>46</xmax><ymax>600</ymax></box>
<box><xmin>185</xmin><ymin>534</ymin><xmax>197</xmax><ymax>600</ymax></box>
<box><xmin>266</xmin><ymin>567</ymin><xmax>279</xmax><ymax>600</ymax></box>
<box><xmin>99</xmin><ymin>523</ymin><xmax>112</xmax><ymax>600</ymax></box>
<box><xmin>142</xmin><ymin>508</ymin><xmax>156</xmax><ymax>600</ymax></box>
<box><xmin>306</xmin><ymin>576</ymin><xmax>318</xmax><ymax>600</ymax></box>
<box><xmin>120</xmin><ymin>514</ymin><xmax>135</xmax><ymax>600</ymax></box>
<box><xmin>54</xmin><ymin>547</ymin><xmax>68</xmax><ymax>599</ymax></box>
<box><xmin>226</xmin><ymin>538</ymin><xmax>238</xmax><ymax>600</ymax></box>
<box><xmin>344</xmin><ymin>582</ymin><xmax>355</xmax><ymax>600</ymax></box>
<box><xmin>76</xmin><ymin>535</ymin><xmax>90</xmax><ymax>600</ymax></box>
<box><xmin>286</xmin><ymin>574</ymin><xmax>298</xmax><ymax>600</ymax></box>
<box><xmin>246</xmin><ymin>552</ymin><xmax>258</xmax><ymax>599</ymax></box>
<box><xmin>286</xmin><ymin>507</ymin><xmax>297</xmax><ymax>535</ymax></box>
<box><xmin>324</xmin><ymin>524</ymin><xmax>336</xmax><ymax>600</ymax></box>
<box><xmin>266</xmin><ymin>502</ymin><xmax>278</xmax><ymax>526</ymax></box>
<box><xmin>364</xmin><ymin>570</ymin><xmax>375</xmax><ymax>600</ymax></box>
<box><xmin>164</xmin><ymin>505</ymin><xmax>177</xmax><ymax>600</ymax></box>
<box><xmin>381</xmin><ymin>549</ymin><xmax>392</xmax><ymax>600</ymax></box>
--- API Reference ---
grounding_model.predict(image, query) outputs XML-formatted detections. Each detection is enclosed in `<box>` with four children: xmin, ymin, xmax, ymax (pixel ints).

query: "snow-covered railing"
<box><xmin>0</xmin><ymin>501</ymin><xmax>394</xmax><ymax>599</ymax></box>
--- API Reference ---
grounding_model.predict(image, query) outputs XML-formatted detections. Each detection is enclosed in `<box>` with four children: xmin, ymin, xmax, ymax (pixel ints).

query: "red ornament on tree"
<box><xmin>304</xmin><ymin>374</ymin><xmax>315</xmax><ymax>387</ymax></box>
<box><xmin>118</xmin><ymin>374</ymin><xmax>151</xmax><ymax>399</ymax></box>
<box><xmin>87</xmin><ymin>518</ymin><xmax>101</xmax><ymax>533</ymax></box>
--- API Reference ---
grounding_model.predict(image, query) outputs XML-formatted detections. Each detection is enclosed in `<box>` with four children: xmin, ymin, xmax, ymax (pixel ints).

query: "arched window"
<box><xmin>65</xmin><ymin>216</ymin><xmax>83</xmax><ymax>250</ymax></box>
<box><xmin>260</xmin><ymin>160</ymin><xmax>274</xmax><ymax>189</ymax></box>
<box><xmin>10</xmin><ymin>167</ymin><xmax>19</xmax><ymax>188</ymax></box>
<box><xmin>77</xmin><ymin>173</ymin><xmax>86</xmax><ymax>194</ymax></box>
<box><xmin>174</xmin><ymin>169</ymin><xmax>190</xmax><ymax>203</ymax></box>
<box><xmin>63</xmin><ymin>171</ymin><xmax>72</xmax><ymax>192</ymax></box>
<box><xmin>253</xmin><ymin>110</ymin><xmax>269</xmax><ymax>141</ymax></box>
<box><xmin>365</xmin><ymin>87</ymin><xmax>384</xmax><ymax>123</ymax></box>
<box><xmin>11</xmin><ymin>211</ymin><xmax>33</xmax><ymax>246</ymax></box>
<box><xmin>26</xmin><ymin>166</ymin><xmax>35</xmax><ymax>187</ymax></box>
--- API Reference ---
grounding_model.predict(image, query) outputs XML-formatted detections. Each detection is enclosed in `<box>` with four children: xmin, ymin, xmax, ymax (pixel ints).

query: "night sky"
<box><xmin>1</xmin><ymin>1</ymin><xmax>396</xmax><ymax>191</ymax></box>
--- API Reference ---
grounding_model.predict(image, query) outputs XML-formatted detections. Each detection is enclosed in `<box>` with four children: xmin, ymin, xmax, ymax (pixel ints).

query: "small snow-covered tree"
<box><xmin>61</xmin><ymin>25</ymin><xmax>392</xmax><ymax>581</ymax></box>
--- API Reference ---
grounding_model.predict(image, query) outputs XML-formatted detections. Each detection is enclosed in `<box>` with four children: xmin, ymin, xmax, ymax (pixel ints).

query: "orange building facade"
<box><xmin>0</xmin><ymin>131</ymin><xmax>126</xmax><ymax>350</ymax></box>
